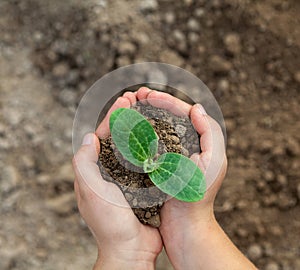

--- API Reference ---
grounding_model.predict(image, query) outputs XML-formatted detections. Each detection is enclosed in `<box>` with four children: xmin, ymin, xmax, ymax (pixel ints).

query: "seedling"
<box><xmin>110</xmin><ymin>108</ymin><xmax>206</xmax><ymax>202</ymax></box>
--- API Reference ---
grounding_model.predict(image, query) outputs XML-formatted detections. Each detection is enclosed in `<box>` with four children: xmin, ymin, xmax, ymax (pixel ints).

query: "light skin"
<box><xmin>72</xmin><ymin>87</ymin><xmax>257</xmax><ymax>270</ymax></box>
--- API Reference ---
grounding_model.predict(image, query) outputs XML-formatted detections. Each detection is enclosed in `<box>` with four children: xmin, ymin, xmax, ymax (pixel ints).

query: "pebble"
<box><xmin>145</xmin><ymin>211</ymin><xmax>151</xmax><ymax>218</ymax></box>
<box><xmin>118</xmin><ymin>41</ymin><xmax>136</xmax><ymax>56</ymax></box>
<box><xmin>164</xmin><ymin>12</ymin><xmax>175</xmax><ymax>25</ymax></box>
<box><xmin>217</xmin><ymin>78</ymin><xmax>230</xmax><ymax>92</ymax></box>
<box><xmin>148</xmin><ymin>187</ymin><xmax>162</xmax><ymax>198</ymax></box>
<box><xmin>187</xmin><ymin>18</ymin><xmax>200</xmax><ymax>32</ymax></box>
<box><xmin>125</xmin><ymin>192</ymin><xmax>133</xmax><ymax>201</ymax></box>
<box><xmin>263</xmin><ymin>170</ymin><xmax>275</xmax><ymax>182</ymax></box>
<box><xmin>277</xmin><ymin>192</ymin><xmax>297</xmax><ymax>210</ymax></box>
<box><xmin>52</xmin><ymin>62</ymin><xmax>69</xmax><ymax>77</ymax></box>
<box><xmin>140</xmin><ymin>0</ymin><xmax>158</xmax><ymax>12</ymax></box>
<box><xmin>173</xmin><ymin>29</ymin><xmax>185</xmax><ymax>43</ymax></box>
<box><xmin>209</xmin><ymin>55</ymin><xmax>232</xmax><ymax>73</ymax></box>
<box><xmin>58</xmin><ymin>88</ymin><xmax>77</xmax><ymax>107</ymax></box>
<box><xmin>188</xmin><ymin>32</ymin><xmax>199</xmax><ymax>44</ymax></box>
<box><xmin>46</xmin><ymin>192</ymin><xmax>75</xmax><ymax>215</ymax></box>
<box><xmin>265</xmin><ymin>262</ymin><xmax>280</xmax><ymax>270</ymax></box>
<box><xmin>285</xmin><ymin>137</ymin><xmax>300</xmax><ymax>156</ymax></box>
<box><xmin>116</xmin><ymin>56</ymin><xmax>131</xmax><ymax>67</ymax></box>
<box><xmin>0</xmin><ymin>165</ymin><xmax>19</xmax><ymax>193</ymax></box>
<box><xmin>170</xmin><ymin>135</ymin><xmax>180</xmax><ymax>144</ymax></box>
<box><xmin>65</xmin><ymin>69</ymin><xmax>80</xmax><ymax>85</ymax></box>
<box><xmin>58</xmin><ymin>163</ymin><xmax>74</xmax><ymax>183</ymax></box>
<box><xmin>194</xmin><ymin>8</ymin><xmax>205</xmax><ymax>18</ymax></box>
<box><xmin>224</xmin><ymin>32</ymin><xmax>241</xmax><ymax>55</ymax></box>
<box><xmin>175</xmin><ymin>124</ymin><xmax>187</xmax><ymax>137</ymax></box>
<box><xmin>247</xmin><ymin>244</ymin><xmax>263</xmax><ymax>261</ymax></box>
<box><xmin>132</xmin><ymin>198</ymin><xmax>138</xmax><ymax>207</ymax></box>
<box><xmin>148</xmin><ymin>214</ymin><xmax>160</xmax><ymax>227</ymax></box>
<box><xmin>276</xmin><ymin>174</ymin><xmax>287</xmax><ymax>186</ymax></box>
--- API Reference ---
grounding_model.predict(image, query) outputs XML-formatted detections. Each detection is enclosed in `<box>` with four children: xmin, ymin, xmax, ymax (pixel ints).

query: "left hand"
<box><xmin>73</xmin><ymin>94</ymin><xmax>162</xmax><ymax>270</ymax></box>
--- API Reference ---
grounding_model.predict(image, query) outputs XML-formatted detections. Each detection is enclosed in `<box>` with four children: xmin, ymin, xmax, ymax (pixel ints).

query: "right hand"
<box><xmin>135</xmin><ymin>87</ymin><xmax>227</xmax><ymax>269</ymax></box>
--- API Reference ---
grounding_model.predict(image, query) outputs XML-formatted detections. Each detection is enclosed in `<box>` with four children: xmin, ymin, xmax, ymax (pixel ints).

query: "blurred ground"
<box><xmin>0</xmin><ymin>0</ymin><xmax>300</xmax><ymax>269</ymax></box>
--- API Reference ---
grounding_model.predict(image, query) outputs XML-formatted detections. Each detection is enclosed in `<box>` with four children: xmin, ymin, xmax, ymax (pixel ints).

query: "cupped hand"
<box><xmin>135</xmin><ymin>87</ymin><xmax>228</xmax><ymax>269</ymax></box>
<box><xmin>72</xmin><ymin>94</ymin><xmax>162</xmax><ymax>270</ymax></box>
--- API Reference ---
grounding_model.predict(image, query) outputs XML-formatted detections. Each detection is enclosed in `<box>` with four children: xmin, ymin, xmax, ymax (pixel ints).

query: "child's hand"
<box><xmin>136</xmin><ymin>87</ymin><xmax>256</xmax><ymax>270</ymax></box>
<box><xmin>73</xmin><ymin>95</ymin><xmax>162</xmax><ymax>270</ymax></box>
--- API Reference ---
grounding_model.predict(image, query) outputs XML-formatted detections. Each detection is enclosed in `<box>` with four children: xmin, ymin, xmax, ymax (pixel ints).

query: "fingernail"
<box><xmin>196</xmin><ymin>104</ymin><xmax>207</xmax><ymax>115</ymax></box>
<box><xmin>82</xmin><ymin>133</ymin><xmax>93</xmax><ymax>145</ymax></box>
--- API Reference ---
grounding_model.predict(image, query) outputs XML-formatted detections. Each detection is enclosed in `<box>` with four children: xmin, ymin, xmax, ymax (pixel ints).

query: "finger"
<box><xmin>72</xmin><ymin>133</ymin><xmax>103</xmax><ymax>195</ymax></box>
<box><xmin>190</xmin><ymin>104</ymin><xmax>226</xmax><ymax>188</ymax></box>
<box><xmin>147</xmin><ymin>90</ymin><xmax>192</xmax><ymax>116</ymax></box>
<box><xmin>136</xmin><ymin>86</ymin><xmax>152</xmax><ymax>105</ymax></box>
<box><xmin>122</xmin><ymin>91</ymin><xmax>137</xmax><ymax>105</ymax></box>
<box><xmin>72</xmin><ymin>133</ymin><xmax>129</xmax><ymax>207</ymax></box>
<box><xmin>96</xmin><ymin>97</ymin><xmax>131</xmax><ymax>139</ymax></box>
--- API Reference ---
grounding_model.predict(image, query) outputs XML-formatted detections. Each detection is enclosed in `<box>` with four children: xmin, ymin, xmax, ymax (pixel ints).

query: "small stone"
<box><xmin>164</xmin><ymin>12</ymin><xmax>175</xmax><ymax>24</ymax></box>
<box><xmin>263</xmin><ymin>170</ymin><xmax>275</xmax><ymax>182</ymax></box>
<box><xmin>224</xmin><ymin>33</ymin><xmax>241</xmax><ymax>55</ymax></box>
<box><xmin>140</xmin><ymin>0</ymin><xmax>158</xmax><ymax>12</ymax></box>
<box><xmin>265</xmin><ymin>262</ymin><xmax>280</xmax><ymax>270</ymax></box>
<box><xmin>294</xmin><ymin>71</ymin><xmax>300</xmax><ymax>84</ymax></box>
<box><xmin>65</xmin><ymin>69</ymin><xmax>80</xmax><ymax>85</ymax></box>
<box><xmin>58</xmin><ymin>89</ymin><xmax>77</xmax><ymax>107</ymax></box>
<box><xmin>0</xmin><ymin>165</ymin><xmax>19</xmax><ymax>193</ymax></box>
<box><xmin>145</xmin><ymin>212</ymin><xmax>151</xmax><ymax>219</ymax></box>
<box><xmin>170</xmin><ymin>135</ymin><xmax>180</xmax><ymax>144</ymax></box>
<box><xmin>277</xmin><ymin>192</ymin><xmax>297</xmax><ymax>210</ymax></box>
<box><xmin>132</xmin><ymin>198</ymin><xmax>138</xmax><ymax>207</ymax></box>
<box><xmin>139</xmin><ymin>200</ymin><xmax>148</xmax><ymax>208</ymax></box>
<box><xmin>147</xmin><ymin>214</ymin><xmax>160</xmax><ymax>227</ymax></box>
<box><xmin>187</xmin><ymin>18</ymin><xmax>200</xmax><ymax>32</ymax></box>
<box><xmin>236</xmin><ymin>228</ymin><xmax>249</xmax><ymax>238</ymax></box>
<box><xmin>194</xmin><ymin>8</ymin><xmax>205</xmax><ymax>18</ymax></box>
<box><xmin>269</xmin><ymin>225</ymin><xmax>283</xmax><ymax>236</ymax></box>
<box><xmin>247</xmin><ymin>244</ymin><xmax>263</xmax><ymax>261</ymax></box>
<box><xmin>183</xmin><ymin>0</ymin><xmax>193</xmax><ymax>6</ymax></box>
<box><xmin>173</xmin><ymin>29</ymin><xmax>185</xmax><ymax>43</ymax></box>
<box><xmin>285</xmin><ymin>137</ymin><xmax>300</xmax><ymax>156</ymax></box>
<box><xmin>209</xmin><ymin>55</ymin><xmax>232</xmax><ymax>73</ymax></box>
<box><xmin>217</xmin><ymin>78</ymin><xmax>230</xmax><ymax>92</ymax></box>
<box><xmin>116</xmin><ymin>56</ymin><xmax>131</xmax><ymax>67</ymax></box>
<box><xmin>188</xmin><ymin>32</ymin><xmax>199</xmax><ymax>44</ymax></box>
<box><xmin>58</xmin><ymin>163</ymin><xmax>75</xmax><ymax>183</ymax></box>
<box><xmin>52</xmin><ymin>62</ymin><xmax>69</xmax><ymax>77</ymax></box>
<box><xmin>148</xmin><ymin>187</ymin><xmax>162</xmax><ymax>198</ymax></box>
<box><xmin>124</xmin><ymin>193</ymin><xmax>133</xmax><ymax>201</ymax></box>
<box><xmin>175</xmin><ymin>124</ymin><xmax>187</xmax><ymax>137</ymax></box>
<box><xmin>276</xmin><ymin>174</ymin><xmax>287</xmax><ymax>186</ymax></box>
<box><xmin>46</xmin><ymin>192</ymin><xmax>75</xmax><ymax>215</ymax></box>
<box><xmin>118</xmin><ymin>41</ymin><xmax>136</xmax><ymax>56</ymax></box>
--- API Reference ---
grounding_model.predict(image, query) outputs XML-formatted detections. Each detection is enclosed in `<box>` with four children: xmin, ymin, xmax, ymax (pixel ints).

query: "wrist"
<box><xmin>94</xmin><ymin>248</ymin><xmax>157</xmax><ymax>270</ymax></box>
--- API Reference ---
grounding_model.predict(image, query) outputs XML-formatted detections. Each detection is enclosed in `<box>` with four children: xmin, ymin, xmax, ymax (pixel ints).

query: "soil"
<box><xmin>99</xmin><ymin>104</ymin><xmax>200</xmax><ymax>227</ymax></box>
<box><xmin>0</xmin><ymin>0</ymin><xmax>299</xmax><ymax>269</ymax></box>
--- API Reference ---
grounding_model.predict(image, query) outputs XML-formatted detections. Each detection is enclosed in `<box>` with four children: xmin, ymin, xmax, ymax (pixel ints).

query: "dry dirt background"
<box><xmin>0</xmin><ymin>0</ymin><xmax>300</xmax><ymax>269</ymax></box>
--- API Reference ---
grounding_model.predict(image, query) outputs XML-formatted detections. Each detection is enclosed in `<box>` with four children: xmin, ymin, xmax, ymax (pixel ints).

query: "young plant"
<box><xmin>109</xmin><ymin>108</ymin><xmax>206</xmax><ymax>202</ymax></box>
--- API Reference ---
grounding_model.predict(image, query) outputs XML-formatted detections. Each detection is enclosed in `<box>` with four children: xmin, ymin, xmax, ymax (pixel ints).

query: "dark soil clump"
<box><xmin>98</xmin><ymin>103</ymin><xmax>200</xmax><ymax>227</ymax></box>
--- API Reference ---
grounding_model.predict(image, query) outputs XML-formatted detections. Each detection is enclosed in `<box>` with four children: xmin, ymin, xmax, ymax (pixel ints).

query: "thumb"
<box><xmin>72</xmin><ymin>133</ymin><xmax>129</xmax><ymax>207</ymax></box>
<box><xmin>72</xmin><ymin>133</ymin><xmax>103</xmax><ymax>194</ymax></box>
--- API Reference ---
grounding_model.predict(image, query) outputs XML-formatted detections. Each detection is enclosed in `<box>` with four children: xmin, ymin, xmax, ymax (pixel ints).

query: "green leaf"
<box><xmin>110</xmin><ymin>108</ymin><xmax>158</xmax><ymax>167</ymax></box>
<box><xmin>149</xmin><ymin>153</ymin><xmax>206</xmax><ymax>202</ymax></box>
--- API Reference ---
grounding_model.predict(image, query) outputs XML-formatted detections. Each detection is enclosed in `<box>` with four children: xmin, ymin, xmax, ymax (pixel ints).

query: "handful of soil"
<box><xmin>98</xmin><ymin>104</ymin><xmax>200</xmax><ymax>227</ymax></box>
